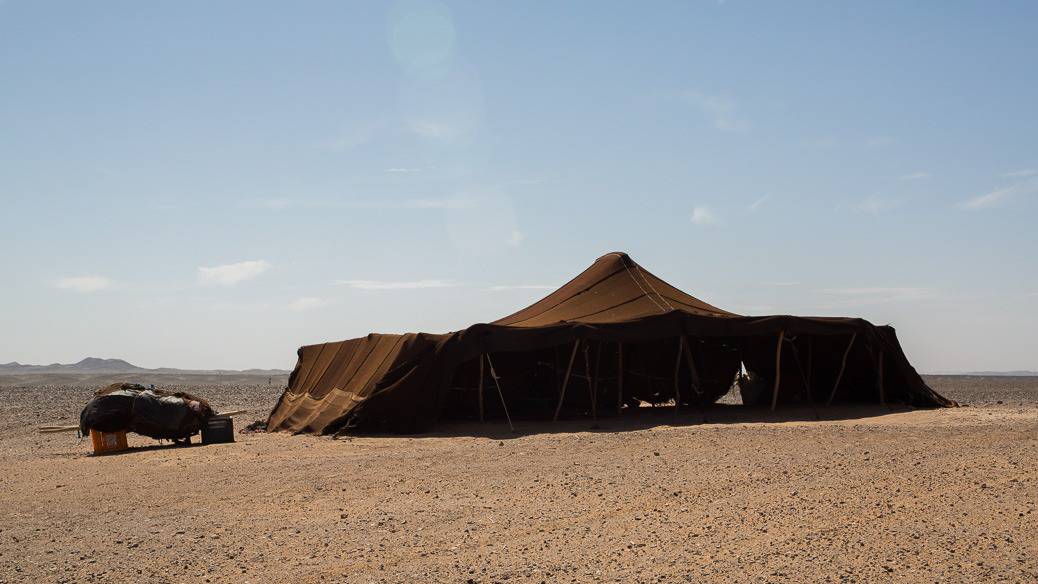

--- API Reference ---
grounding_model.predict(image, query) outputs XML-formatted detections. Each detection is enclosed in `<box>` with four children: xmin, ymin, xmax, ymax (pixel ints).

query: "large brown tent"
<box><xmin>267</xmin><ymin>252</ymin><xmax>953</xmax><ymax>434</ymax></box>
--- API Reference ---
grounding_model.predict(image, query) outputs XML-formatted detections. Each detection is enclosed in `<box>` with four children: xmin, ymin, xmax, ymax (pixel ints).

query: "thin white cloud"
<box><xmin>676</xmin><ymin>91</ymin><xmax>750</xmax><ymax>132</ymax></box>
<box><xmin>855</xmin><ymin>195</ymin><xmax>902</xmax><ymax>215</ymax></box>
<box><xmin>410</xmin><ymin>120</ymin><xmax>461</xmax><ymax>141</ymax></box>
<box><xmin>865</xmin><ymin>136</ymin><xmax>895</xmax><ymax>149</ymax></box>
<box><xmin>198</xmin><ymin>260</ymin><xmax>271</xmax><ymax>286</ymax></box>
<box><xmin>748</xmin><ymin>196</ymin><xmax>768</xmax><ymax>212</ymax></box>
<box><xmin>691</xmin><ymin>205</ymin><xmax>720</xmax><ymax>225</ymax></box>
<box><xmin>55</xmin><ymin>276</ymin><xmax>113</xmax><ymax>293</ymax></box>
<box><xmin>385</xmin><ymin>167</ymin><xmax>423</xmax><ymax>173</ymax></box>
<box><xmin>352</xmin><ymin>198</ymin><xmax>470</xmax><ymax>210</ymax></box>
<box><xmin>287</xmin><ymin>297</ymin><xmax>329</xmax><ymax>312</ymax></box>
<box><xmin>510</xmin><ymin>178</ymin><xmax>544</xmax><ymax>186</ymax></box>
<box><xmin>817</xmin><ymin>287</ymin><xmax>935</xmax><ymax>307</ymax></box>
<box><xmin>334</xmin><ymin>279</ymin><xmax>458</xmax><ymax>290</ymax></box>
<box><xmin>958</xmin><ymin>187</ymin><xmax>1013</xmax><ymax>210</ymax></box>
<box><xmin>958</xmin><ymin>179</ymin><xmax>1038</xmax><ymax>210</ymax></box>
<box><xmin>507</xmin><ymin>229</ymin><xmax>525</xmax><ymax>247</ymax></box>
<box><xmin>253</xmin><ymin>198</ymin><xmax>294</xmax><ymax>209</ymax></box>
<box><xmin>763</xmin><ymin>281</ymin><xmax>800</xmax><ymax>287</ymax></box>
<box><xmin>244</xmin><ymin>197</ymin><xmax>471</xmax><ymax>211</ymax></box>
<box><xmin>487</xmin><ymin>284</ymin><xmax>556</xmax><ymax>291</ymax></box>
<box><xmin>899</xmin><ymin>172</ymin><xmax>930</xmax><ymax>181</ymax></box>
<box><xmin>325</xmin><ymin>120</ymin><xmax>384</xmax><ymax>152</ymax></box>
<box><xmin>1002</xmin><ymin>169</ymin><xmax>1036</xmax><ymax>178</ymax></box>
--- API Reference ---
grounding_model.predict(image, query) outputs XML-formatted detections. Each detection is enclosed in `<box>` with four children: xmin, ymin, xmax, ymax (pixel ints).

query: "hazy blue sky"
<box><xmin>1</xmin><ymin>1</ymin><xmax>1036</xmax><ymax>371</ymax></box>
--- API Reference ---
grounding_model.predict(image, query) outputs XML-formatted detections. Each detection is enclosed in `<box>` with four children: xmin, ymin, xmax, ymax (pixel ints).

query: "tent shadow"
<box><xmin>352</xmin><ymin>403</ymin><xmax>919</xmax><ymax>441</ymax></box>
<box><xmin>88</xmin><ymin>441</ymin><xmax>204</xmax><ymax>457</ymax></box>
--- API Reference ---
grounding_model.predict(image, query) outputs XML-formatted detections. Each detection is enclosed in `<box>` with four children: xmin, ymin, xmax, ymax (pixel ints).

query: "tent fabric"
<box><xmin>267</xmin><ymin>252</ymin><xmax>953</xmax><ymax>435</ymax></box>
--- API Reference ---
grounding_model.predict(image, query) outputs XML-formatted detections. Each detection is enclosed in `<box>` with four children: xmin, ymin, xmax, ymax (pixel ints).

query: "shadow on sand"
<box><xmin>87</xmin><ymin>439</ymin><xmax>212</xmax><ymax>457</ymax></box>
<box><xmin>350</xmin><ymin>403</ymin><xmax>920</xmax><ymax>441</ymax></box>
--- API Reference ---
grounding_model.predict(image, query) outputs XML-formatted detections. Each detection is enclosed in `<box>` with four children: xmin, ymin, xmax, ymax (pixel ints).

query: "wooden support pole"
<box><xmin>673</xmin><ymin>336</ymin><xmax>684</xmax><ymax>413</ymax></box>
<box><xmin>826</xmin><ymin>333</ymin><xmax>857</xmax><ymax>406</ymax></box>
<box><xmin>478</xmin><ymin>354</ymin><xmax>485</xmax><ymax>423</ymax></box>
<box><xmin>553</xmin><ymin>346</ymin><xmax>561</xmax><ymax>397</ymax></box>
<box><xmin>877</xmin><ymin>350</ymin><xmax>886</xmax><ymax>406</ymax></box>
<box><xmin>790</xmin><ymin>339</ymin><xmax>819</xmax><ymax>420</ymax></box>
<box><xmin>485</xmin><ymin>354</ymin><xmax>514</xmax><ymax>432</ymax></box>
<box><xmin>807</xmin><ymin>337</ymin><xmax>813</xmax><ymax>400</ymax></box>
<box><xmin>616</xmin><ymin>342</ymin><xmax>624</xmax><ymax>415</ymax></box>
<box><xmin>39</xmin><ymin>425</ymin><xmax>79</xmax><ymax>434</ymax></box>
<box><xmin>681</xmin><ymin>336</ymin><xmax>707</xmax><ymax>423</ymax></box>
<box><xmin>681</xmin><ymin>335</ymin><xmax>702</xmax><ymax>396</ymax></box>
<box><xmin>589</xmin><ymin>341</ymin><xmax>601</xmax><ymax>422</ymax></box>
<box><xmin>553</xmin><ymin>339</ymin><xmax>581</xmax><ymax>422</ymax></box>
<box><xmin>770</xmin><ymin>331</ymin><xmax>785</xmax><ymax>411</ymax></box>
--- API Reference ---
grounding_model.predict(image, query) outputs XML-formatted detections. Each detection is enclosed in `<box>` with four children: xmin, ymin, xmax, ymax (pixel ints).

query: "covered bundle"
<box><xmin>79</xmin><ymin>383</ymin><xmax>215</xmax><ymax>441</ymax></box>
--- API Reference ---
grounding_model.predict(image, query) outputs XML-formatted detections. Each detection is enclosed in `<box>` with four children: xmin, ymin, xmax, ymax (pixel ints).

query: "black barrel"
<box><xmin>201</xmin><ymin>416</ymin><xmax>235</xmax><ymax>444</ymax></box>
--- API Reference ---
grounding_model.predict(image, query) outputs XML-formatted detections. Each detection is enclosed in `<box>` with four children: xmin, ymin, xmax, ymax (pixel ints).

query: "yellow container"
<box><xmin>89</xmin><ymin>429</ymin><xmax>128</xmax><ymax>454</ymax></box>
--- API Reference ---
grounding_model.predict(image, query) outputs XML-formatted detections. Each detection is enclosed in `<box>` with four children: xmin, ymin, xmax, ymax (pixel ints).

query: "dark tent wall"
<box><xmin>267</xmin><ymin>253</ymin><xmax>953</xmax><ymax>435</ymax></box>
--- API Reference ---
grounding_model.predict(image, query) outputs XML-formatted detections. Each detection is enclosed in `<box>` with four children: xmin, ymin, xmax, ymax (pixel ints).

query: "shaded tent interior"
<box><xmin>267</xmin><ymin>252</ymin><xmax>953</xmax><ymax>435</ymax></box>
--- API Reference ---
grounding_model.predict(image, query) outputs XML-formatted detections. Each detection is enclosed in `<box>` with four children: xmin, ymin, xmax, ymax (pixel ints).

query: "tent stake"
<box><xmin>826</xmin><ymin>333</ymin><xmax>857</xmax><ymax>406</ymax></box>
<box><xmin>771</xmin><ymin>331</ymin><xmax>785</xmax><ymax>411</ymax></box>
<box><xmin>616</xmin><ymin>342</ymin><xmax>624</xmax><ymax>415</ymax></box>
<box><xmin>485</xmin><ymin>354</ymin><xmax>514</xmax><ymax>432</ymax></box>
<box><xmin>553</xmin><ymin>339</ymin><xmax>581</xmax><ymax>422</ymax></box>
<box><xmin>478</xmin><ymin>354</ymin><xmax>485</xmax><ymax>423</ymax></box>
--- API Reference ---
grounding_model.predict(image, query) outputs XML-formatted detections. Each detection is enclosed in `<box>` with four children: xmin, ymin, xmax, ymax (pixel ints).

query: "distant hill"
<box><xmin>958</xmin><ymin>370</ymin><xmax>1038</xmax><ymax>377</ymax></box>
<box><xmin>927</xmin><ymin>370</ymin><xmax>1038</xmax><ymax>377</ymax></box>
<box><xmin>0</xmin><ymin>357</ymin><xmax>289</xmax><ymax>376</ymax></box>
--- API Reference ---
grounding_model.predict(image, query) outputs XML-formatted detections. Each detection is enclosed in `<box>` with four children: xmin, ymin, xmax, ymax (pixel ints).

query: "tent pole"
<box><xmin>807</xmin><ymin>337</ymin><xmax>813</xmax><ymax>400</ymax></box>
<box><xmin>826</xmin><ymin>333</ymin><xmax>857</xmax><ymax>406</ymax></box>
<box><xmin>553</xmin><ymin>339</ymin><xmax>581</xmax><ymax>422</ymax></box>
<box><xmin>673</xmin><ymin>337</ymin><xmax>684</xmax><ymax>415</ymax></box>
<box><xmin>680</xmin><ymin>335</ymin><xmax>702</xmax><ymax>394</ymax></box>
<box><xmin>877</xmin><ymin>350</ymin><xmax>886</xmax><ymax>407</ymax></box>
<box><xmin>478</xmin><ymin>353</ymin><xmax>485</xmax><ymax>423</ymax></box>
<box><xmin>485</xmin><ymin>354</ymin><xmax>514</xmax><ymax>432</ymax></box>
<box><xmin>770</xmin><ymin>331</ymin><xmax>785</xmax><ymax>411</ymax></box>
<box><xmin>791</xmin><ymin>339</ymin><xmax>819</xmax><ymax>420</ymax></box>
<box><xmin>616</xmin><ymin>342</ymin><xmax>624</xmax><ymax>415</ymax></box>
<box><xmin>589</xmin><ymin>341</ymin><xmax>601</xmax><ymax>423</ymax></box>
<box><xmin>553</xmin><ymin>346</ymin><xmax>561</xmax><ymax>397</ymax></box>
<box><xmin>681</xmin><ymin>335</ymin><xmax>706</xmax><ymax>423</ymax></box>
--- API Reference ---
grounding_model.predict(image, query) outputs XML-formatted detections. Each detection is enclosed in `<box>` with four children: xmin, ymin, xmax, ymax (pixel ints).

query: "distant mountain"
<box><xmin>0</xmin><ymin>357</ymin><xmax>289</xmax><ymax>376</ymax></box>
<box><xmin>959</xmin><ymin>370</ymin><xmax>1038</xmax><ymax>377</ymax></box>
<box><xmin>927</xmin><ymin>370</ymin><xmax>1038</xmax><ymax>377</ymax></box>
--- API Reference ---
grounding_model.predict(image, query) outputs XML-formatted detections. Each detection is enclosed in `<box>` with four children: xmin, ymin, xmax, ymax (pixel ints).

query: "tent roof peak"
<box><xmin>491</xmin><ymin>252</ymin><xmax>737</xmax><ymax>327</ymax></box>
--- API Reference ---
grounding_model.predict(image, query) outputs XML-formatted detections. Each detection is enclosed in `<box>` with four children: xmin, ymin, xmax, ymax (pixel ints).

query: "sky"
<box><xmin>1</xmin><ymin>1</ymin><xmax>1036</xmax><ymax>372</ymax></box>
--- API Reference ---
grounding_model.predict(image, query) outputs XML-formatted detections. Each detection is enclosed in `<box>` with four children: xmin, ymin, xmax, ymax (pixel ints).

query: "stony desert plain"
<box><xmin>0</xmin><ymin>374</ymin><xmax>1035</xmax><ymax>583</ymax></box>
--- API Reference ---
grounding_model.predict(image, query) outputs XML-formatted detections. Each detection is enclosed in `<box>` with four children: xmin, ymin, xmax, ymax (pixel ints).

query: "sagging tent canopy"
<box><xmin>267</xmin><ymin>252</ymin><xmax>953</xmax><ymax>434</ymax></box>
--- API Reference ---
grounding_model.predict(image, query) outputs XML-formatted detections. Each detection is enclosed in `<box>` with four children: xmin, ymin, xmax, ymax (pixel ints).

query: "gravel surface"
<box><xmin>1</xmin><ymin>375</ymin><xmax>1035</xmax><ymax>583</ymax></box>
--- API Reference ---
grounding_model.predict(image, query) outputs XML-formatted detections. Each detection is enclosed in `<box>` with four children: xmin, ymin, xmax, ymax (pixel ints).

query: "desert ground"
<box><xmin>1</xmin><ymin>375</ymin><xmax>1035</xmax><ymax>583</ymax></box>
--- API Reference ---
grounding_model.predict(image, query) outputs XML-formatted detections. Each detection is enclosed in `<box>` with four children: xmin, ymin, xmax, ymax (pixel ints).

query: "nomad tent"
<box><xmin>268</xmin><ymin>252</ymin><xmax>953</xmax><ymax>434</ymax></box>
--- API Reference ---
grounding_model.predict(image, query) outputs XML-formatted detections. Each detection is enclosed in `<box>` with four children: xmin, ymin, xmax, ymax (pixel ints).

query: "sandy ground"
<box><xmin>1</xmin><ymin>375</ymin><xmax>1036</xmax><ymax>583</ymax></box>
